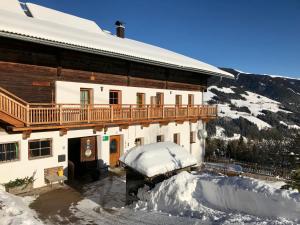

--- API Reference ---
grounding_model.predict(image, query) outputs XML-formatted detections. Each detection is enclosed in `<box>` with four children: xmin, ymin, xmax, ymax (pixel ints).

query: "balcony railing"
<box><xmin>0</xmin><ymin>87</ymin><xmax>217</xmax><ymax>128</ymax></box>
<box><xmin>27</xmin><ymin>104</ymin><xmax>217</xmax><ymax>126</ymax></box>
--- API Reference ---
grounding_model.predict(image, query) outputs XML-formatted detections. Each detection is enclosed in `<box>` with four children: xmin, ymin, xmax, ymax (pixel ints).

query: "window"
<box><xmin>80</xmin><ymin>88</ymin><xmax>92</xmax><ymax>106</ymax></box>
<box><xmin>190</xmin><ymin>131</ymin><xmax>196</xmax><ymax>143</ymax></box>
<box><xmin>135</xmin><ymin>137</ymin><xmax>144</xmax><ymax>146</ymax></box>
<box><xmin>0</xmin><ymin>142</ymin><xmax>19</xmax><ymax>162</ymax></box>
<box><xmin>136</xmin><ymin>93</ymin><xmax>145</xmax><ymax>107</ymax></box>
<box><xmin>29</xmin><ymin>139</ymin><xmax>52</xmax><ymax>159</ymax></box>
<box><xmin>109</xmin><ymin>90</ymin><xmax>122</xmax><ymax>105</ymax></box>
<box><xmin>175</xmin><ymin>95</ymin><xmax>182</xmax><ymax>106</ymax></box>
<box><xmin>156</xmin><ymin>92</ymin><xmax>164</xmax><ymax>106</ymax></box>
<box><xmin>188</xmin><ymin>94</ymin><xmax>194</xmax><ymax>106</ymax></box>
<box><xmin>150</xmin><ymin>96</ymin><xmax>157</xmax><ymax>106</ymax></box>
<box><xmin>173</xmin><ymin>133</ymin><xmax>180</xmax><ymax>145</ymax></box>
<box><xmin>157</xmin><ymin>135</ymin><xmax>164</xmax><ymax>142</ymax></box>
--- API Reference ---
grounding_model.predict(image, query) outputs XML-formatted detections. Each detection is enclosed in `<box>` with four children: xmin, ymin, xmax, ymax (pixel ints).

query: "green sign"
<box><xmin>102</xmin><ymin>135</ymin><xmax>109</xmax><ymax>141</ymax></box>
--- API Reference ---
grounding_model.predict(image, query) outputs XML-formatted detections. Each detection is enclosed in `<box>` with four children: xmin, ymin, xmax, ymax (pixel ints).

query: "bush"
<box><xmin>5</xmin><ymin>175</ymin><xmax>35</xmax><ymax>189</ymax></box>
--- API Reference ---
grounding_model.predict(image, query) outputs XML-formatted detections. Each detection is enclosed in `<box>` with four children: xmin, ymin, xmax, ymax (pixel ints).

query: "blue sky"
<box><xmin>28</xmin><ymin>0</ymin><xmax>300</xmax><ymax>78</ymax></box>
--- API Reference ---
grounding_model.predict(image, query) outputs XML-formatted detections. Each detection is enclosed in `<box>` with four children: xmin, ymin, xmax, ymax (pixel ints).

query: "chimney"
<box><xmin>115</xmin><ymin>21</ymin><xmax>125</xmax><ymax>38</ymax></box>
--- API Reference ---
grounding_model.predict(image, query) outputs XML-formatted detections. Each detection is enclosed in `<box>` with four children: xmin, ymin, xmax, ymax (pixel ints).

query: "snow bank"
<box><xmin>119</xmin><ymin>142</ymin><xmax>197</xmax><ymax>177</ymax></box>
<box><xmin>0</xmin><ymin>189</ymin><xmax>42</xmax><ymax>225</ymax></box>
<box><xmin>137</xmin><ymin>172</ymin><xmax>300</xmax><ymax>222</ymax></box>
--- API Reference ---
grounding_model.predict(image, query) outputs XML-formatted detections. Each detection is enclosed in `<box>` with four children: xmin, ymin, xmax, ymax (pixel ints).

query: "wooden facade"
<box><xmin>0</xmin><ymin>37</ymin><xmax>209</xmax><ymax>103</ymax></box>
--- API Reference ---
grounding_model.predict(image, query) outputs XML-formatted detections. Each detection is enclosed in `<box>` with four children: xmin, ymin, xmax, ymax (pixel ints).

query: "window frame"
<box><xmin>175</xmin><ymin>95</ymin><xmax>182</xmax><ymax>106</ymax></box>
<box><xmin>28</xmin><ymin>139</ymin><xmax>52</xmax><ymax>160</ymax></box>
<box><xmin>134</xmin><ymin>137</ymin><xmax>144</xmax><ymax>146</ymax></box>
<box><xmin>190</xmin><ymin>131</ymin><xmax>196</xmax><ymax>143</ymax></box>
<box><xmin>173</xmin><ymin>133</ymin><xmax>180</xmax><ymax>145</ymax></box>
<box><xmin>0</xmin><ymin>141</ymin><xmax>20</xmax><ymax>163</ymax></box>
<box><xmin>156</xmin><ymin>135</ymin><xmax>164</xmax><ymax>142</ymax></box>
<box><xmin>188</xmin><ymin>94</ymin><xmax>194</xmax><ymax>106</ymax></box>
<box><xmin>80</xmin><ymin>88</ymin><xmax>93</xmax><ymax>107</ymax></box>
<box><xmin>109</xmin><ymin>90</ymin><xmax>122</xmax><ymax>105</ymax></box>
<box><xmin>136</xmin><ymin>93</ymin><xmax>145</xmax><ymax>107</ymax></box>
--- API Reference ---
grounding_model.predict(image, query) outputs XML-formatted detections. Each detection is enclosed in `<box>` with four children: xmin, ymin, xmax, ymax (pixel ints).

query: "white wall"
<box><xmin>0</xmin><ymin>120</ymin><xmax>204</xmax><ymax>188</ymax></box>
<box><xmin>55</xmin><ymin>81</ymin><xmax>203</xmax><ymax>105</ymax></box>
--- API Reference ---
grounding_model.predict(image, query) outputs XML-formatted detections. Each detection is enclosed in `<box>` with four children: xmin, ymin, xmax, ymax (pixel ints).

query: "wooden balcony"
<box><xmin>0</xmin><ymin>87</ymin><xmax>217</xmax><ymax>132</ymax></box>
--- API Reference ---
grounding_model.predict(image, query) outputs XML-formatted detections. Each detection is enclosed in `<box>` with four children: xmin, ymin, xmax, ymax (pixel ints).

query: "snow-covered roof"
<box><xmin>119</xmin><ymin>142</ymin><xmax>197</xmax><ymax>177</ymax></box>
<box><xmin>0</xmin><ymin>0</ymin><xmax>233</xmax><ymax>78</ymax></box>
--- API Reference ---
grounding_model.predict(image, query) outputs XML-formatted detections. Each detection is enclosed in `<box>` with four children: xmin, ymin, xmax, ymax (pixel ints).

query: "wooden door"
<box><xmin>109</xmin><ymin>135</ymin><xmax>121</xmax><ymax>167</ymax></box>
<box><xmin>80</xmin><ymin>136</ymin><xmax>97</xmax><ymax>162</ymax></box>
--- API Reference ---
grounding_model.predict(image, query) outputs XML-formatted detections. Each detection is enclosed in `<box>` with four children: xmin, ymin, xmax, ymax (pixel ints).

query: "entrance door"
<box><xmin>109</xmin><ymin>135</ymin><xmax>121</xmax><ymax>167</ymax></box>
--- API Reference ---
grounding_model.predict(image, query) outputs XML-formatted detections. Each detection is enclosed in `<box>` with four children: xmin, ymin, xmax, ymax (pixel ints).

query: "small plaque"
<box><xmin>58</xmin><ymin>154</ymin><xmax>66</xmax><ymax>162</ymax></box>
<box><xmin>103</xmin><ymin>136</ymin><xmax>109</xmax><ymax>141</ymax></box>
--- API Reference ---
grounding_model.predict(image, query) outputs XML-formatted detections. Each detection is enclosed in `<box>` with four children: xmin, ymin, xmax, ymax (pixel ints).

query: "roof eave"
<box><xmin>0</xmin><ymin>31</ymin><xmax>234</xmax><ymax>79</ymax></box>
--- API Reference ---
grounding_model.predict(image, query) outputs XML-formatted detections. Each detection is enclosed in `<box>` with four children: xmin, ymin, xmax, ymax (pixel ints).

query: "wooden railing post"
<box><xmin>87</xmin><ymin>104</ymin><xmax>90</xmax><ymax>123</ymax></box>
<box><xmin>59</xmin><ymin>104</ymin><xmax>63</xmax><ymax>125</ymax></box>
<box><xmin>187</xmin><ymin>105</ymin><xmax>189</xmax><ymax>117</ymax></box>
<box><xmin>175</xmin><ymin>105</ymin><xmax>177</xmax><ymax>118</ymax></box>
<box><xmin>26</xmin><ymin>104</ymin><xmax>30</xmax><ymax>126</ymax></box>
<box><xmin>110</xmin><ymin>105</ymin><xmax>114</xmax><ymax>122</ymax></box>
<box><xmin>130</xmin><ymin>105</ymin><xmax>133</xmax><ymax>121</ymax></box>
<box><xmin>147</xmin><ymin>105</ymin><xmax>150</xmax><ymax>120</ymax></box>
<box><xmin>162</xmin><ymin>105</ymin><xmax>164</xmax><ymax>119</ymax></box>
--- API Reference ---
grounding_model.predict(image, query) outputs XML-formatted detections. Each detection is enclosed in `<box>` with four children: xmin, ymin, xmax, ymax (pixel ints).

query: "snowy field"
<box><xmin>204</xmin><ymin>86</ymin><xmax>299</xmax><ymax>131</ymax></box>
<box><xmin>1</xmin><ymin>172</ymin><xmax>300</xmax><ymax>225</ymax></box>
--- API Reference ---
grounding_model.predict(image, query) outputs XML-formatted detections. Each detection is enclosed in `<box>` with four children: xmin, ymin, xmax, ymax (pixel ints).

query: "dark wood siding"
<box><xmin>0</xmin><ymin>37</ymin><xmax>209</xmax><ymax>103</ymax></box>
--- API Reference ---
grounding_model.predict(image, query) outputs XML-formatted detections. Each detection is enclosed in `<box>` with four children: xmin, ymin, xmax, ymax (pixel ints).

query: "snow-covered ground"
<box><xmin>136</xmin><ymin>172</ymin><xmax>300</xmax><ymax>224</ymax></box>
<box><xmin>0</xmin><ymin>187</ymin><xmax>42</xmax><ymax>225</ymax></box>
<box><xmin>212</xmin><ymin>126</ymin><xmax>242</xmax><ymax>140</ymax></box>
<box><xmin>1</xmin><ymin>172</ymin><xmax>300</xmax><ymax>225</ymax></box>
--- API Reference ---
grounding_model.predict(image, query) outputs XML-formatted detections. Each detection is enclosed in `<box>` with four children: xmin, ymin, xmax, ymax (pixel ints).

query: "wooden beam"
<box><xmin>159</xmin><ymin>121</ymin><xmax>169</xmax><ymax>127</ymax></box>
<box><xmin>119</xmin><ymin>124</ymin><xmax>129</xmax><ymax>131</ymax></box>
<box><xmin>93</xmin><ymin>125</ymin><xmax>104</xmax><ymax>133</ymax></box>
<box><xmin>176</xmin><ymin>120</ymin><xmax>185</xmax><ymax>125</ymax></box>
<box><xmin>22</xmin><ymin>130</ymin><xmax>32</xmax><ymax>139</ymax></box>
<box><xmin>0</xmin><ymin>111</ymin><xmax>24</xmax><ymax>128</ymax></box>
<box><xmin>59</xmin><ymin>128</ymin><xmax>68</xmax><ymax>136</ymax></box>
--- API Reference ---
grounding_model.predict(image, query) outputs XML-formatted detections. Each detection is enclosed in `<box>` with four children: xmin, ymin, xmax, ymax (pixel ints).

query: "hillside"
<box><xmin>205</xmin><ymin>69</ymin><xmax>300</xmax><ymax>166</ymax></box>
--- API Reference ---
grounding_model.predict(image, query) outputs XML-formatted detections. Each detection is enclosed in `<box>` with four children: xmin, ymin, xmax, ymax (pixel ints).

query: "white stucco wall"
<box><xmin>0</xmin><ymin>120</ymin><xmax>205</xmax><ymax>188</ymax></box>
<box><xmin>55</xmin><ymin>81</ymin><xmax>203</xmax><ymax>105</ymax></box>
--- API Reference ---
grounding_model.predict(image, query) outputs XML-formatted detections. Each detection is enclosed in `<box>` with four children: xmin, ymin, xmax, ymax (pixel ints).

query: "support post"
<box><xmin>59</xmin><ymin>104</ymin><xmax>62</xmax><ymax>125</ymax></box>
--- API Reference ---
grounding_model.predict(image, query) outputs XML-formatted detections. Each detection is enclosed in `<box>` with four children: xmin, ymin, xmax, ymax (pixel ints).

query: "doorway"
<box><xmin>68</xmin><ymin>136</ymin><xmax>99</xmax><ymax>180</ymax></box>
<box><xmin>109</xmin><ymin>135</ymin><xmax>121</xmax><ymax>167</ymax></box>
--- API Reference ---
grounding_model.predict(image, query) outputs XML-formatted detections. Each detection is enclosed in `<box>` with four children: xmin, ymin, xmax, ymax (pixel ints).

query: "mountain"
<box><xmin>205</xmin><ymin>68</ymin><xmax>300</xmax><ymax>166</ymax></box>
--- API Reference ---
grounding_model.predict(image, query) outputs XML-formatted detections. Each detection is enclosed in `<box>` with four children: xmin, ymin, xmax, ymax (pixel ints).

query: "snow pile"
<box><xmin>136</xmin><ymin>172</ymin><xmax>300</xmax><ymax>223</ymax></box>
<box><xmin>120</xmin><ymin>142</ymin><xmax>197</xmax><ymax>177</ymax></box>
<box><xmin>0</xmin><ymin>189</ymin><xmax>42</xmax><ymax>225</ymax></box>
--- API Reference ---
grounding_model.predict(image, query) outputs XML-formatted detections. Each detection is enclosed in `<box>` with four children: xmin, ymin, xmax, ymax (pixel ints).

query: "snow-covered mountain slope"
<box><xmin>206</xmin><ymin>68</ymin><xmax>300</xmax><ymax>140</ymax></box>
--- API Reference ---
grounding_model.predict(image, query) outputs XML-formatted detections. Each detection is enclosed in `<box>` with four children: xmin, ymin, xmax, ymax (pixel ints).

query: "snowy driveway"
<box><xmin>29</xmin><ymin>175</ymin><xmax>206</xmax><ymax>225</ymax></box>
